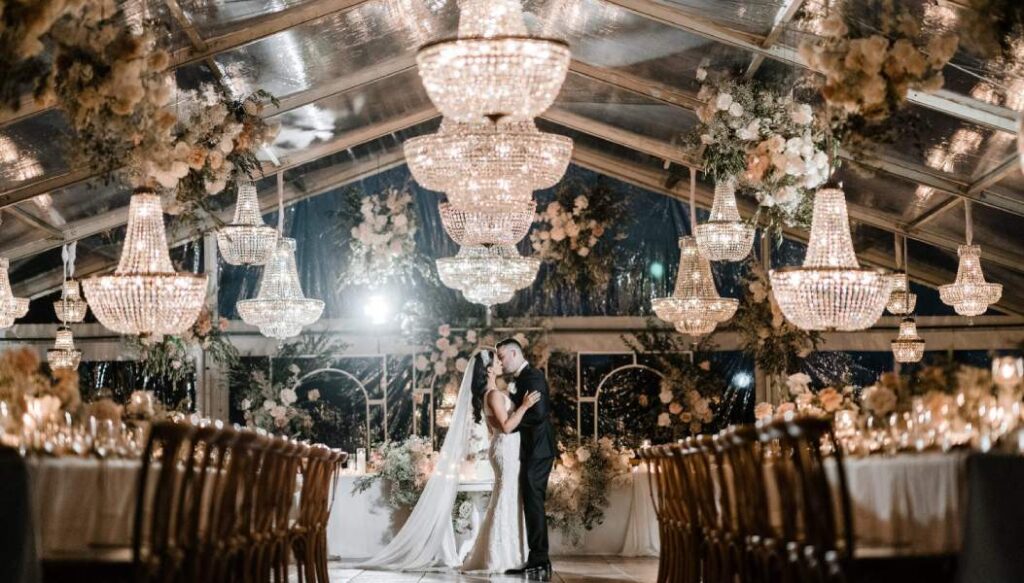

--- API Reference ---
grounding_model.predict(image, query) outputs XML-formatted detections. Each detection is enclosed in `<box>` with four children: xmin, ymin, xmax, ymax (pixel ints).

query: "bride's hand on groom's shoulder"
<box><xmin>523</xmin><ymin>391</ymin><xmax>542</xmax><ymax>409</ymax></box>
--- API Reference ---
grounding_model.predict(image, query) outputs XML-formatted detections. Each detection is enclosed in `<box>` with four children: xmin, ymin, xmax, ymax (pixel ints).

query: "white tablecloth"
<box><xmin>26</xmin><ymin>457</ymin><xmax>142</xmax><ymax>557</ymax></box>
<box><xmin>326</xmin><ymin>469</ymin><xmax>659</xmax><ymax>560</ymax></box>
<box><xmin>839</xmin><ymin>452</ymin><xmax>965</xmax><ymax>555</ymax></box>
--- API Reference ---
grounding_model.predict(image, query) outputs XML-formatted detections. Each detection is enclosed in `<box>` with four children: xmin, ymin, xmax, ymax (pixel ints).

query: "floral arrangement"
<box><xmin>0</xmin><ymin>348</ymin><xmax>80</xmax><ymax>419</ymax></box>
<box><xmin>530</xmin><ymin>179</ymin><xmax>627</xmax><ymax>293</ymax></box>
<box><xmin>337</xmin><ymin>185</ymin><xmax>422</xmax><ymax>289</ymax></box>
<box><xmin>127</xmin><ymin>307</ymin><xmax>239</xmax><ymax>385</ymax></box>
<box><xmin>238</xmin><ymin>366</ymin><xmax>315</xmax><ymax>433</ymax></box>
<box><xmin>955</xmin><ymin>1</ymin><xmax>1024</xmax><ymax>60</ymax></box>
<box><xmin>691</xmin><ymin>71</ymin><xmax>829</xmax><ymax>233</ymax></box>
<box><xmin>798</xmin><ymin>1</ymin><xmax>958</xmax><ymax>125</ymax></box>
<box><xmin>860</xmin><ymin>381</ymin><xmax>899</xmax><ymax>417</ymax></box>
<box><xmin>353</xmin><ymin>435</ymin><xmax>436</xmax><ymax>509</ymax></box>
<box><xmin>654</xmin><ymin>361</ymin><xmax>722</xmax><ymax>435</ymax></box>
<box><xmin>547</xmin><ymin>437</ymin><xmax>633</xmax><ymax>545</ymax></box>
<box><xmin>733</xmin><ymin>260</ymin><xmax>820</xmax><ymax>378</ymax></box>
<box><xmin>754</xmin><ymin>372</ymin><xmax>858</xmax><ymax>420</ymax></box>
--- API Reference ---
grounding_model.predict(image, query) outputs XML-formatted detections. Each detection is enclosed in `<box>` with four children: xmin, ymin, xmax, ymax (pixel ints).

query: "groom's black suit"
<box><xmin>509</xmin><ymin>364</ymin><xmax>556</xmax><ymax>567</ymax></box>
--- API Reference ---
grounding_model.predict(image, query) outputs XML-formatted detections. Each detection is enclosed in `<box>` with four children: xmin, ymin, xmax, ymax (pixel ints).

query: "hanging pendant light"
<box><xmin>770</xmin><ymin>185</ymin><xmax>892</xmax><ymax>331</ymax></box>
<box><xmin>652</xmin><ymin>169</ymin><xmax>737</xmax><ymax>337</ymax></box>
<box><xmin>438</xmin><ymin>200</ymin><xmax>536</xmax><ymax>247</ymax></box>
<box><xmin>0</xmin><ymin>257</ymin><xmax>29</xmax><ymax>329</ymax></box>
<box><xmin>886</xmin><ymin>234</ymin><xmax>916</xmax><ymax>315</ymax></box>
<box><xmin>236</xmin><ymin>173</ymin><xmax>323</xmax><ymax>339</ymax></box>
<box><xmin>82</xmin><ymin>188</ymin><xmax>207</xmax><ymax>336</ymax></box>
<box><xmin>436</xmin><ymin>245</ymin><xmax>539</xmax><ymax>307</ymax></box>
<box><xmin>694</xmin><ymin>177</ymin><xmax>754</xmax><ymax>262</ymax></box>
<box><xmin>54</xmin><ymin>244</ymin><xmax>87</xmax><ymax>323</ymax></box>
<box><xmin>939</xmin><ymin>201</ymin><xmax>1002</xmax><ymax>317</ymax></box>
<box><xmin>216</xmin><ymin>180</ymin><xmax>278</xmax><ymax>265</ymax></box>
<box><xmin>47</xmin><ymin>327</ymin><xmax>82</xmax><ymax>371</ymax></box>
<box><xmin>891</xmin><ymin>318</ymin><xmax>925</xmax><ymax>363</ymax></box>
<box><xmin>416</xmin><ymin>0</ymin><xmax>570</xmax><ymax>123</ymax></box>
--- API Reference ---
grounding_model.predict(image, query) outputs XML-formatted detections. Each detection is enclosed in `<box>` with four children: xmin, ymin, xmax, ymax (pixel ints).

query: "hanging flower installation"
<box><xmin>891</xmin><ymin>317</ymin><xmax>925</xmax><ymax>363</ymax></box>
<box><xmin>770</xmin><ymin>186</ymin><xmax>892</xmax><ymax>331</ymax></box>
<box><xmin>416</xmin><ymin>0</ymin><xmax>570</xmax><ymax>123</ymax></box>
<box><xmin>694</xmin><ymin>178</ymin><xmax>755</xmax><ymax>261</ymax></box>
<box><xmin>338</xmin><ymin>186</ymin><xmax>422</xmax><ymax>289</ymax></box>
<box><xmin>216</xmin><ymin>180</ymin><xmax>278</xmax><ymax>265</ymax></box>
<box><xmin>82</xmin><ymin>189</ymin><xmax>208</xmax><ymax>336</ymax></box>
<box><xmin>690</xmin><ymin>72</ymin><xmax>829</xmax><ymax>235</ymax></box>
<box><xmin>652</xmin><ymin>237</ymin><xmax>738</xmax><ymax>337</ymax></box>
<box><xmin>0</xmin><ymin>257</ymin><xmax>30</xmax><ymax>329</ymax></box>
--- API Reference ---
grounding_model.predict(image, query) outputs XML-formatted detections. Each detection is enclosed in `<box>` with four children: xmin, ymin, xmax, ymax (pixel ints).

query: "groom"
<box><xmin>497</xmin><ymin>338</ymin><xmax>556</xmax><ymax>581</ymax></box>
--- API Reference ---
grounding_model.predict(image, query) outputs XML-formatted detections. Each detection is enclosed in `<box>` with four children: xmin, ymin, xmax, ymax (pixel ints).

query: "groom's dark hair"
<box><xmin>496</xmin><ymin>337</ymin><xmax>524</xmax><ymax>355</ymax></box>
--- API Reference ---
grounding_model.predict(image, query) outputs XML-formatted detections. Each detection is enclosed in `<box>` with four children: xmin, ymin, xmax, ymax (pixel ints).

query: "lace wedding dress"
<box><xmin>461</xmin><ymin>389</ymin><xmax>528</xmax><ymax>573</ymax></box>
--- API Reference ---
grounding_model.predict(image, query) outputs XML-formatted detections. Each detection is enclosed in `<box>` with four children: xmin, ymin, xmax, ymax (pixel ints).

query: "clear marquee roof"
<box><xmin>1</xmin><ymin>0</ymin><xmax>1022</xmax><ymax>316</ymax></box>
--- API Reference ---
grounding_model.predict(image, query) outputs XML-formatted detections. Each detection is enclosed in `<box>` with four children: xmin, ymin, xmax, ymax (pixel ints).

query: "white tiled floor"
<box><xmin>315</xmin><ymin>557</ymin><xmax>658</xmax><ymax>582</ymax></box>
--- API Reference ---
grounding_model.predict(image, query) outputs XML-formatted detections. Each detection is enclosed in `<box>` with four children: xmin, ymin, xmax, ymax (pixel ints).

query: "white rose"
<box><xmin>659</xmin><ymin>389</ymin><xmax>674</xmax><ymax>404</ymax></box>
<box><xmin>466</xmin><ymin>329</ymin><xmax>477</xmax><ymax>343</ymax></box>
<box><xmin>790</xmin><ymin>103</ymin><xmax>814</xmax><ymax>125</ymax></box>
<box><xmin>308</xmin><ymin>389</ymin><xmax>320</xmax><ymax>402</ymax></box>
<box><xmin>434</xmin><ymin>361</ymin><xmax>447</xmax><ymax>376</ymax></box>
<box><xmin>577</xmin><ymin>247</ymin><xmax>590</xmax><ymax>257</ymax></box>
<box><xmin>728</xmin><ymin>102</ymin><xmax>744</xmax><ymax>117</ymax></box>
<box><xmin>240</xmin><ymin>398</ymin><xmax>252</xmax><ymax>411</ymax></box>
<box><xmin>415</xmin><ymin>355</ymin><xmax>429</xmax><ymax>371</ymax></box>
<box><xmin>455</xmin><ymin>358</ymin><xmax>468</xmax><ymax>372</ymax></box>
<box><xmin>696</xmin><ymin>66</ymin><xmax>707</xmax><ymax>81</ymax></box>
<box><xmin>438</xmin><ymin>324</ymin><xmax>451</xmax><ymax>337</ymax></box>
<box><xmin>271</xmin><ymin>405</ymin><xmax>287</xmax><ymax>419</ymax></box>
<box><xmin>288</xmin><ymin>364</ymin><xmax>300</xmax><ymax>374</ymax></box>
<box><xmin>657</xmin><ymin>413</ymin><xmax>672</xmax><ymax>427</ymax></box>
<box><xmin>787</xmin><ymin>372</ymin><xmax>812</xmax><ymax>396</ymax></box>
<box><xmin>700</xmin><ymin>133</ymin><xmax>715</xmax><ymax>145</ymax></box>
<box><xmin>715</xmin><ymin>92</ymin><xmax>734</xmax><ymax>111</ymax></box>
<box><xmin>280</xmin><ymin>389</ymin><xmax>298</xmax><ymax>405</ymax></box>
<box><xmin>263</xmin><ymin>399</ymin><xmax>275</xmax><ymax>411</ymax></box>
<box><xmin>575</xmin><ymin>447</ymin><xmax>591</xmax><ymax>463</ymax></box>
<box><xmin>754</xmin><ymin>402</ymin><xmax>774</xmax><ymax>420</ymax></box>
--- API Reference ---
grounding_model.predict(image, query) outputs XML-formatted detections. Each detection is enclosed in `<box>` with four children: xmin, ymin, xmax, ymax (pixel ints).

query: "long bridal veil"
<box><xmin>360</xmin><ymin>350</ymin><xmax>484</xmax><ymax>571</ymax></box>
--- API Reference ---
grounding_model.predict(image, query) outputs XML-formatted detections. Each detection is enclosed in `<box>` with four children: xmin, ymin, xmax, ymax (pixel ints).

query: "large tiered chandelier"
<box><xmin>0</xmin><ymin>257</ymin><xmax>29</xmax><ymax>329</ymax></box>
<box><xmin>770</xmin><ymin>186</ymin><xmax>892</xmax><ymax>331</ymax></box>
<box><xmin>83</xmin><ymin>189</ymin><xmax>207</xmax><ymax>336</ymax></box>
<box><xmin>939</xmin><ymin>202</ymin><xmax>1002</xmax><ymax>317</ymax></box>
<box><xmin>216</xmin><ymin>180</ymin><xmax>278</xmax><ymax>265</ymax></box>
<box><xmin>237</xmin><ymin>237</ymin><xmax>325</xmax><ymax>339</ymax></box>
<box><xmin>436</xmin><ymin>245</ymin><xmax>540</xmax><ymax>307</ymax></box>
<box><xmin>404</xmin><ymin>119</ymin><xmax>572</xmax><ymax>207</ymax></box>
<box><xmin>47</xmin><ymin>327</ymin><xmax>82</xmax><ymax>371</ymax></box>
<box><xmin>891</xmin><ymin>318</ymin><xmax>925</xmax><ymax>363</ymax></box>
<box><xmin>416</xmin><ymin>0</ymin><xmax>570</xmax><ymax>123</ymax></box>
<box><xmin>694</xmin><ymin>178</ymin><xmax>754</xmax><ymax>262</ymax></box>
<box><xmin>652</xmin><ymin>236</ymin><xmax>738</xmax><ymax>337</ymax></box>
<box><xmin>439</xmin><ymin>200</ymin><xmax>536</xmax><ymax>247</ymax></box>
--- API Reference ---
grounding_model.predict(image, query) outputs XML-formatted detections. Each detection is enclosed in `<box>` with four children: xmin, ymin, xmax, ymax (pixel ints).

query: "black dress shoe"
<box><xmin>505</xmin><ymin>565</ymin><xmax>529</xmax><ymax>575</ymax></box>
<box><xmin>526</xmin><ymin>561</ymin><xmax>552</xmax><ymax>581</ymax></box>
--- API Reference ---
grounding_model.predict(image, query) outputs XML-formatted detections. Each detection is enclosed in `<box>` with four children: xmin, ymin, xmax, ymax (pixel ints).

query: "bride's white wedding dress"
<box><xmin>461</xmin><ymin>389</ymin><xmax>528</xmax><ymax>573</ymax></box>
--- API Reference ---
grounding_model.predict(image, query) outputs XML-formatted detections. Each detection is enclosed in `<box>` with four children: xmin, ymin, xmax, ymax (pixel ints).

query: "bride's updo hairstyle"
<box><xmin>470</xmin><ymin>350</ymin><xmax>494</xmax><ymax>424</ymax></box>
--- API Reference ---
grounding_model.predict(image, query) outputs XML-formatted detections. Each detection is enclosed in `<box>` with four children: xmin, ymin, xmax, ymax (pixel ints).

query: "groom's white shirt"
<box><xmin>508</xmin><ymin>361</ymin><xmax>528</xmax><ymax>394</ymax></box>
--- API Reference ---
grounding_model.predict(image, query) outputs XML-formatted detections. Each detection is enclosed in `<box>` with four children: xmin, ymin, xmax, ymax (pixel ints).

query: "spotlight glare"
<box><xmin>650</xmin><ymin>262</ymin><xmax>665</xmax><ymax>279</ymax></box>
<box><xmin>364</xmin><ymin>294</ymin><xmax>390</xmax><ymax>325</ymax></box>
<box><xmin>732</xmin><ymin>371</ymin><xmax>753</xmax><ymax>389</ymax></box>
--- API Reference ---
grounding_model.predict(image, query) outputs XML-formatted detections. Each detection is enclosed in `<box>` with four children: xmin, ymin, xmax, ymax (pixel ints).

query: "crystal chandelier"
<box><xmin>439</xmin><ymin>200</ymin><xmax>536</xmax><ymax>247</ymax></box>
<box><xmin>436</xmin><ymin>245</ymin><xmax>540</xmax><ymax>307</ymax></box>
<box><xmin>53</xmin><ymin>279</ymin><xmax>88</xmax><ymax>323</ymax></box>
<box><xmin>82</xmin><ymin>189</ymin><xmax>208</xmax><ymax>336</ymax></box>
<box><xmin>652</xmin><ymin>236</ymin><xmax>738</xmax><ymax>337</ymax></box>
<box><xmin>404</xmin><ymin>118</ymin><xmax>572</xmax><ymax>208</ymax></box>
<box><xmin>216</xmin><ymin>180</ymin><xmax>278</xmax><ymax>266</ymax></box>
<box><xmin>0</xmin><ymin>257</ymin><xmax>30</xmax><ymax>329</ymax></box>
<box><xmin>886</xmin><ymin>272</ymin><xmax>917</xmax><ymax>315</ymax></box>
<box><xmin>938</xmin><ymin>202</ymin><xmax>1002</xmax><ymax>317</ymax></box>
<box><xmin>237</xmin><ymin>237</ymin><xmax>324</xmax><ymax>339</ymax></box>
<box><xmin>891</xmin><ymin>317</ymin><xmax>925</xmax><ymax>363</ymax></box>
<box><xmin>694</xmin><ymin>178</ymin><xmax>754</xmax><ymax>262</ymax></box>
<box><xmin>770</xmin><ymin>186</ymin><xmax>892</xmax><ymax>331</ymax></box>
<box><xmin>47</xmin><ymin>327</ymin><xmax>82</xmax><ymax>371</ymax></box>
<box><xmin>416</xmin><ymin>0</ymin><xmax>570</xmax><ymax>123</ymax></box>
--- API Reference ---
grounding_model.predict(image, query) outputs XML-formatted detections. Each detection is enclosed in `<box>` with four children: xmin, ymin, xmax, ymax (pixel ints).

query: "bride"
<box><xmin>360</xmin><ymin>348</ymin><xmax>540</xmax><ymax>573</ymax></box>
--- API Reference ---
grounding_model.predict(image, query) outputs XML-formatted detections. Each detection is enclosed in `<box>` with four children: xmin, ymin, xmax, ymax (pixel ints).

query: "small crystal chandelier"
<box><xmin>416</xmin><ymin>0</ymin><xmax>570</xmax><ymax>123</ymax></box>
<box><xmin>436</xmin><ymin>245</ymin><xmax>540</xmax><ymax>307</ymax></box>
<box><xmin>891</xmin><ymin>317</ymin><xmax>925</xmax><ymax>363</ymax></box>
<box><xmin>770</xmin><ymin>186</ymin><xmax>892</xmax><ymax>331</ymax></box>
<box><xmin>886</xmin><ymin>235</ymin><xmax>916</xmax><ymax>316</ymax></box>
<box><xmin>652</xmin><ymin>236</ymin><xmax>738</xmax><ymax>337</ymax></box>
<box><xmin>47</xmin><ymin>327</ymin><xmax>82</xmax><ymax>371</ymax></box>
<box><xmin>939</xmin><ymin>202</ymin><xmax>1002</xmax><ymax>317</ymax></box>
<box><xmin>439</xmin><ymin>200</ymin><xmax>536</xmax><ymax>247</ymax></box>
<box><xmin>404</xmin><ymin>118</ymin><xmax>572</xmax><ymax>208</ymax></box>
<box><xmin>83</xmin><ymin>189</ymin><xmax>208</xmax><ymax>336</ymax></box>
<box><xmin>694</xmin><ymin>177</ymin><xmax>754</xmax><ymax>262</ymax></box>
<box><xmin>216</xmin><ymin>180</ymin><xmax>278</xmax><ymax>265</ymax></box>
<box><xmin>0</xmin><ymin>257</ymin><xmax>29</xmax><ymax>329</ymax></box>
<box><xmin>54</xmin><ymin>279</ymin><xmax>88</xmax><ymax>323</ymax></box>
<box><xmin>236</xmin><ymin>175</ymin><xmax>324</xmax><ymax>339</ymax></box>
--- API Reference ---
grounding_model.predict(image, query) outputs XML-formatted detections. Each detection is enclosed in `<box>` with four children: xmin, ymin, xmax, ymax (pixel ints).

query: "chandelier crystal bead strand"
<box><xmin>770</xmin><ymin>186</ymin><xmax>892</xmax><ymax>331</ymax></box>
<box><xmin>939</xmin><ymin>202</ymin><xmax>1002</xmax><ymax>317</ymax></box>
<box><xmin>47</xmin><ymin>327</ymin><xmax>82</xmax><ymax>371</ymax></box>
<box><xmin>436</xmin><ymin>245</ymin><xmax>540</xmax><ymax>307</ymax></box>
<box><xmin>416</xmin><ymin>0</ymin><xmax>570</xmax><ymax>123</ymax></box>
<box><xmin>83</xmin><ymin>189</ymin><xmax>207</xmax><ymax>336</ymax></box>
<box><xmin>0</xmin><ymin>257</ymin><xmax>29</xmax><ymax>329</ymax></box>
<box><xmin>694</xmin><ymin>177</ymin><xmax>755</xmax><ymax>262</ymax></box>
<box><xmin>216</xmin><ymin>180</ymin><xmax>278</xmax><ymax>265</ymax></box>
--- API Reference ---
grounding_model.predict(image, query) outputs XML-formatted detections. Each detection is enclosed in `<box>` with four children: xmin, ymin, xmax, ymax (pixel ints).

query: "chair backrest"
<box><xmin>723</xmin><ymin>425</ymin><xmax>773</xmax><ymax>539</ymax></box>
<box><xmin>779</xmin><ymin>417</ymin><xmax>855</xmax><ymax>559</ymax></box>
<box><xmin>757</xmin><ymin>420</ymin><xmax>803</xmax><ymax>544</ymax></box>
